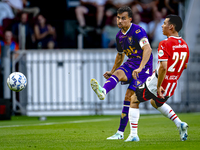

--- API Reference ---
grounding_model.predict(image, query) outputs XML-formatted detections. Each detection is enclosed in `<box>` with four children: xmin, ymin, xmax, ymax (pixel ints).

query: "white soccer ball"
<box><xmin>7</xmin><ymin>72</ymin><xmax>27</xmax><ymax>92</ymax></box>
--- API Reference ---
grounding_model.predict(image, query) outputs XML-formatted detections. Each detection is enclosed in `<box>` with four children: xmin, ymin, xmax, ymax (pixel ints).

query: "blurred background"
<box><xmin>0</xmin><ymin>0</ymin><xmax>199</xmax><ymax>119</ymax></box>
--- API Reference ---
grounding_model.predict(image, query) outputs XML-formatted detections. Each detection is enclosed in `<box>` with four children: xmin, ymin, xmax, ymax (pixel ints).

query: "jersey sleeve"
<box><xmin>139</xmin><ymin>37</ymin><xmax>149</xmax><ymax>48</ymax></box>
<box><xmin>116</xmin><ymin>36</ymin><xmax>123</xmax><ymax>54</ymax></box>
<box><xmin>133</xmin><ymin>27</ymin><xmax>149</xmax><ymax>47</ymax></box>
<box><xmin>158</xmin><ymin>41</ymin><xmax>169</xmax><ymax>62</ymax></box>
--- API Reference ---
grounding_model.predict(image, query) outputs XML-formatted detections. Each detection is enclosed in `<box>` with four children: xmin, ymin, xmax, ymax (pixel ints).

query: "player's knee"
<box><xmin>130</xmin><ymin>101</ymin><xmax>139</xmax><ymax>108</ymax></box>
<box><xmin>124</xmin><ymin>90</ymin><xmax>134</xmax><ymax>101</ymax></box>
<box><xmin>113</xmin><ymin>70</ymin><xmax>121</xmax><ymax>77</ymax></box>
<box><xmin>130</xmin><ymin>94</ymin><xmax>140</xmax><ymax>108</ymax></box>
<box><xmin>124</xmin><ymin>95</ymin><xmax>131</xmax><ymax>101</ymax></box>
<box><xmin>113</xmin><ymin>70</ymin><xmax>126</xmax><ymax>81</ymax></box>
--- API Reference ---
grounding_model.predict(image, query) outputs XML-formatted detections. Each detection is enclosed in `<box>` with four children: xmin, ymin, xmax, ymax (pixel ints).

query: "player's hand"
<box><xmin>103</xmin><ymin>71</ymin><xmax>112</xmax><ymax>79</ymax></box>
<box><xmin>157</xmin><ymin>86</ymin><xmax>165</xmax><ymax>99</ymax></box>
<box><xmin>132</xmin><ymin>68</ymin><xmax>142</xmax><ymax>80</ymax></box>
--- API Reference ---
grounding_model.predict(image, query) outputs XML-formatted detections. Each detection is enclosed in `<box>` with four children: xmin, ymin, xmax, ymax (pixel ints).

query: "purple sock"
<box><xmin>118</xmin><ymin>101</ymin><xmax>130</xmax><ymax>132</ymax></box>
<box><xmin>103</xmin><ymin>75</ymin><xmax>119</xmax><ymax>94</ymax></box>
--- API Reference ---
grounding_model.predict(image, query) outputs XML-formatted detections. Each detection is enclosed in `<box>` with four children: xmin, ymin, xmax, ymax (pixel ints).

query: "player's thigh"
<box><xmin>151</xmin><ymin>97</ymin><xmax>169</xmax><ymax>108</ymax></box>
<box><xmin>113</xmin><ymin>69</ymin><xmax>128</xmax><ymax>81</ymax></box>
<box><xmin>150</xmin><ymin>99</ymin><xmax>158</xmax><ymax>109</ymax></box>
<box><xmin>124</xmin><ymin>89</ymin><xmax>135</xmax><ymax>101</ymax></box>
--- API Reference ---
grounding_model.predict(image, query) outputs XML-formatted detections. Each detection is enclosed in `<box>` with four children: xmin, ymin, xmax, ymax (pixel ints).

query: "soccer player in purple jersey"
<box><xmin>90</xmin><ymin>6</ymin><xmax>153</xmax><ymax>140</ymax></box>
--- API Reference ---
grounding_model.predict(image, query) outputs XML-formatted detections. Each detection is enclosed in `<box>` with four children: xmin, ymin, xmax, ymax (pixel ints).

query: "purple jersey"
<box><xmin>116</xmin><ymin>23</ymin><xmax>153</xmax><ymax>69</ymax></box>
<box><xmin>116</xmin><ymin>23</ymin><xmax>153</xmax><ymax>91</ymax></box>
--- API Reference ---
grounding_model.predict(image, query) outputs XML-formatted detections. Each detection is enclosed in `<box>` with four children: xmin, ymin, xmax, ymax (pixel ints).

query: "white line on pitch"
<box><xmin>0</xmin><ymin>118</ymin><xmax>113</xmax><ymax>128</ymax></box>
<box><xmin>0</xmin><ymin>115</ymin><xmax>163</xmax><ymax>128</ymax></box>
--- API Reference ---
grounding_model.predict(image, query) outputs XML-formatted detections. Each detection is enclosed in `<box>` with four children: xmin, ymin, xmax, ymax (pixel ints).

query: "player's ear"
<box><xmin>169</xmin><ymin>24</ymin><xmax>173</xmax><ymax>31</ymax></box>
<box><xmin>130</xmin><ymin>17</ymin><xmax>132</xmax><ymax>22</ymax></box>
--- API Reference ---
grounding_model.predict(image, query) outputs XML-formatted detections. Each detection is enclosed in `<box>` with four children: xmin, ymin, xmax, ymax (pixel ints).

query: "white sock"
<box><xmin>103</xmin><ymin>88</ymin><xmax>107</xmax><ymax>95</ymax></box>
<box><xmin>157</xmin><ymin>103</ymin><xmax>182</xmax><ymax>127</ymax></box>
<box><xmin>129</xmin><ymin>108</ymin><xmax>140</xmax><ymax>136</ymax></box>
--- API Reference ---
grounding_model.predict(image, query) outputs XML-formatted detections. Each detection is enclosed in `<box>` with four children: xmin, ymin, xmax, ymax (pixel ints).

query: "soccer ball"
<box><xmin>7</xmin><ymin>72</ymin><xmax>27</xmax><ymax>92</ymax></box>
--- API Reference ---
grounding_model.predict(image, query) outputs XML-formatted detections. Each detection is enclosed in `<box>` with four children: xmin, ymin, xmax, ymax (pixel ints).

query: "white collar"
<box><xmin>168</xmin><ymin>36</ymin><xmax>182</xmax><ymax>39</ymax></box>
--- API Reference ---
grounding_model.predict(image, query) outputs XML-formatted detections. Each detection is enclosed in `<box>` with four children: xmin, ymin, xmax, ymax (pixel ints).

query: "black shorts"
<box><xmin>135</xmin><ymin>83</ymin><xmax>169</xmax><ymax>107</ymax></box>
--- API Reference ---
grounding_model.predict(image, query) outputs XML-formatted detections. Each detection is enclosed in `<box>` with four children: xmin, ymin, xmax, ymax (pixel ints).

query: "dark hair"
<box><xmin>166</xmin><ymin>14</ymin><xmax>182</xmax><ymax>32</ymax></box>
<box><xmin>117</xmin><ymin>6</ymin><xmax>132</xmax><ymax>18</ymax></box>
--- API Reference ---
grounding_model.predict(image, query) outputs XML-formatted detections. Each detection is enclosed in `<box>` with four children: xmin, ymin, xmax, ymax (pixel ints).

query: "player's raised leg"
<box><xmin>90</xmin><ymin>66</ymin><xmax>129</xmax><ymax>101</ymax></box>
<box><xmin>151</xmin><ymin>100</ymin><xmax>188</xmax><ymax>141</ymax></box>
<box><xmin>90</xmin><ymin>74</ymin><xmax>119</xmax><ymax>100</ymax></box>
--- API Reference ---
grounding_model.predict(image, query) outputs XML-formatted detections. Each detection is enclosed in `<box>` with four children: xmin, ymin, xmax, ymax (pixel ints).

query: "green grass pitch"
<box><xmin>0</xmin><ymin>113</ymin><xmax>200</xmax><ymax>150</ymax></box>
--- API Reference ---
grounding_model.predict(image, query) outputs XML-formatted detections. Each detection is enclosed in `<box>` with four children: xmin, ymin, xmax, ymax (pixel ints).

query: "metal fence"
<box><xmin>10</xmin><ymin>49</ymin><xmax>199</xmax><ymax>116</ymax></box>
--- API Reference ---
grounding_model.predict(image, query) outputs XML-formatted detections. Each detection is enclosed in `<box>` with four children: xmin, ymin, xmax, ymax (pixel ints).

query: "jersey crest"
<box><xmin>121</xmin><ymin>113</ymin><xmax>126</xmax><ymax>119</ymax></box>
<box><xmin>136</xmin><ymin>80</ymin><xmax>141</xmax><ymax>86</ymax></box>
<box><xmin>158</xmin><ymin>50</ymin><xmax>164</xmax><ymax>57</ymax></box>
<box><xmin>128</xmin><ymin>36</ymin><xmax>133</xmax><ymax>44</ymax></box>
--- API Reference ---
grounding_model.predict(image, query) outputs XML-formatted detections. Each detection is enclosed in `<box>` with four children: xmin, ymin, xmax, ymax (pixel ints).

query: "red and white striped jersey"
<box><xmin>146</xmin><ymin>36</ymin><xmax>189</xmax><ymax>97</ymax></box>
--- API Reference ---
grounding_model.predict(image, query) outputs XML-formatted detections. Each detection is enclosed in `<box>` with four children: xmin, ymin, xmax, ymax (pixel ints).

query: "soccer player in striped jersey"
<box><xmin>90</xmin><ymin>6</ymin><xmax>153</xmax><ymax>140</ymax></box>
<box><xmin>125</xmin><ymin>14</ymin><xmax>189</xmax><ymax>142</ymax></box>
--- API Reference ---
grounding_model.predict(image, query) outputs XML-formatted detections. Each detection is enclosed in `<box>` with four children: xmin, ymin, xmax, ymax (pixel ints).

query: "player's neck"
<box><xmin>167</xmin><ymin>32</ymin><xmax>179</xmax><ymax>37</ymax></box>
<box><xmin>121</xmin><ymin>23</ymin><xmax>132</xmax><ymax>34</ymax></box>
<box><xmin>121</xmin><ymin>23</ymin><xmax>131</xmax><ymax>34</ymax></box>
